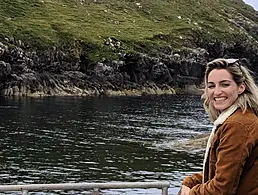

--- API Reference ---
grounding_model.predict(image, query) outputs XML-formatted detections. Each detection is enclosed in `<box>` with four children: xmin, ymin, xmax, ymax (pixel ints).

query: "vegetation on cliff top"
<box><xmin>1</xmin><ymin>0</ymin><xmax>258</xmax><ymax>61</ymax></box>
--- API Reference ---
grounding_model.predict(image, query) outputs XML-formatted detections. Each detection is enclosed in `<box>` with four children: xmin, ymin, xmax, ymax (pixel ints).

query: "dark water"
<box><xmin>0</xmin><ymin>95</ymin><xmax>211</xmax><ymax>195</ymax></box>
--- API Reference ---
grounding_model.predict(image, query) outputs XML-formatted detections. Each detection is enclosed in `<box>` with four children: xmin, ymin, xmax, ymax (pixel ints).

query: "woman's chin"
<box><xmin>214</xmin><ymin>104</ymin><xmax>228</xmax><ymax>112</ymax></box>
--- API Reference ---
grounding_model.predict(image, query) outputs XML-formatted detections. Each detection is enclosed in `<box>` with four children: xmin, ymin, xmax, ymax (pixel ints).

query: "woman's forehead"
<box><xmin>208</xmin><ymin>69</ymin><xmax>233</xmax><ymax>82</ymax></box>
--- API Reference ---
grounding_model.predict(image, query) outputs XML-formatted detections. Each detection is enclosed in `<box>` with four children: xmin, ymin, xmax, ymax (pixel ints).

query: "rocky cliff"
<box><xmin>1</xmin><ymin>0</ymin><xmax>258</xmax><ymax>96</ymax></box>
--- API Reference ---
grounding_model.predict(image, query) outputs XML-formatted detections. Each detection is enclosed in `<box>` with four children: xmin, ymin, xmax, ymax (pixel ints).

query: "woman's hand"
<box><xmin>179</xmin><ymin>185</ymin><xmax>191</xmax><ymax>195</ymax></box>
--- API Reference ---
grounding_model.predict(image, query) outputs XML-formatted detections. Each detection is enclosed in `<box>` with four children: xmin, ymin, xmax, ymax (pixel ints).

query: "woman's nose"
<box><xmin>214</xmin><ymin>86</ymin><xmax>222</xmax><ymax>95</ymax></box>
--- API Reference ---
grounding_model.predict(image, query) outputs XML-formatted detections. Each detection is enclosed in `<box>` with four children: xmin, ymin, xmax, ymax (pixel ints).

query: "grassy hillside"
<box><xmin>1</xmin><ymin>0</ymin><xmax>258</xmax><ymax>61</ymax></box>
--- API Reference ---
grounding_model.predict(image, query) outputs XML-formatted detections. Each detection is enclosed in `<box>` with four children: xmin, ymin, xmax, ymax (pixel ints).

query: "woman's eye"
<box><xmin>208</xmin><ymin>85</ymin><xmax>215</xmax><ymax>89</ymax></box>
<box><xmin>222</xmin><ymin>83</ymin><xmax>230</xmax><ymax>87</ymax></box>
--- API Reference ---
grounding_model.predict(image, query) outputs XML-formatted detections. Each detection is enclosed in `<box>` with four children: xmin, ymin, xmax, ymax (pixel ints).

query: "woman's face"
<box><xmin>207</xmin><ymin>69</ymin><xmax>245</xmax><ymax>112</ymax></box>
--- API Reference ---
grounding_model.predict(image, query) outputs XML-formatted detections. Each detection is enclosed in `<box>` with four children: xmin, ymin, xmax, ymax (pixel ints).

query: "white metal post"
<box><xmin>162</xmin><ymin>187</ymin><xmax>168</xmax><ymax>195</ymax></box>
<box><xmin>22</xmin><ymin>190</ymin><xmax>28</xmax><ymax>195</ymax></box>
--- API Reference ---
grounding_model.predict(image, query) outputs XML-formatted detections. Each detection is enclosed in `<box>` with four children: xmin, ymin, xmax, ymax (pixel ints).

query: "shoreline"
<box><xmin>1</xmin><ymin>85</ymin><xmax>203</xmax><ymax>97</ymax></box>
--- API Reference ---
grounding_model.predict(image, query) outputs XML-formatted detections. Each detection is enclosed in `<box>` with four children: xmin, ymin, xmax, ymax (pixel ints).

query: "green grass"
<box><xmin>0</xmin><ymin>0</ymin><xmax>258</xmax><ymax>61</ymax></box>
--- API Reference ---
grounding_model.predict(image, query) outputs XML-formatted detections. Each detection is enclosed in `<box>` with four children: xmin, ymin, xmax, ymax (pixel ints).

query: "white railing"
<box><xmin>0</xmin><ymin>181</ymin><xmax>170</xmax><ymax>195</ymax></box>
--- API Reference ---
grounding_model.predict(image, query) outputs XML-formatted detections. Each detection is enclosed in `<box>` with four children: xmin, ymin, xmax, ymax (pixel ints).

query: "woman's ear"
<box><xmin>238</xmin><ymin>83</ymin><xmax>246</xmax><ymax>95</ymax></box>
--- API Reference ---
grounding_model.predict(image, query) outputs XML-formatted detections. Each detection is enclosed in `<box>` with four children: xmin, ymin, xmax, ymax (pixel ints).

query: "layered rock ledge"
<box><xmin>0</xmin><ymin>41</ymin><xmax>205</xmax><ymax>97</ymax></box>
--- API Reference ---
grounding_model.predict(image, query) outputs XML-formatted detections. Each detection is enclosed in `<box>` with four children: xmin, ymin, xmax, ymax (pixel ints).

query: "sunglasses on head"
<box><xmin>224</xmin><ymin>59</ymin><xmax>246</xmax><ymax>80</ymax></box>
<box><xmin>225</xmin><ymin>59</ymin><xmax>239</xmax><ymax>64</ymax></box>
<box><xmin>224</xmin><ymin>59</ymin><xmax>242</xmax><ymax>71</ymax></box>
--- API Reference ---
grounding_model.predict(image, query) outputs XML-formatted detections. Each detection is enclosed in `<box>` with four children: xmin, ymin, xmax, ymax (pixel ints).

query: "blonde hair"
<box><xmin>203</xmin><ymin>58</ymin><xmax>258</xmax><ymax>121</ymax></box>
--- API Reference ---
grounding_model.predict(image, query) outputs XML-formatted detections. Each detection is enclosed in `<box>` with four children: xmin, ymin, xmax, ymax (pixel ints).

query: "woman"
<box><xmin>179</xmin><ymin>58</ymin><xmax>258</xmax><ymax>195</ymax></box>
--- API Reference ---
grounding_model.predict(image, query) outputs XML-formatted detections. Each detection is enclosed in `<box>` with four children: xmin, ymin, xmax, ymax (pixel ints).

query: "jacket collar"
<box><xmin>202</xmin><ymin>104</ymin><xmax>238</xmax><ymax>183</ymax></box>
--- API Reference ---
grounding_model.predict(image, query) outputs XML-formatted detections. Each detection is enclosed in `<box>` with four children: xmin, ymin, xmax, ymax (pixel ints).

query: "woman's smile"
<box><xmin>214</xmin><ymin>97</ymin><xmax>227</xmax><ymax>101</ymax></box>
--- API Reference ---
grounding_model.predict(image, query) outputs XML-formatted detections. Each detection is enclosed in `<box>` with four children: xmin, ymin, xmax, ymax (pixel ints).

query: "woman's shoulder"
<box><xmin>221</xmin><ymin>108</ymin><xmax>258</xmax><ymax>135</ymax></box>
<box><xmin>227</xmin><ymin>108</ymin><xmax>258</xmax><ymax>125</ymax></box>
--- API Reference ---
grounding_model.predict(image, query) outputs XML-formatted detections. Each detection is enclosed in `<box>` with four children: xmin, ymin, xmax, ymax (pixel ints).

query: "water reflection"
<box><xmin>0</xmin><ymin>95</ymin><xmax>211</xmax><ymax>194</ymax></box>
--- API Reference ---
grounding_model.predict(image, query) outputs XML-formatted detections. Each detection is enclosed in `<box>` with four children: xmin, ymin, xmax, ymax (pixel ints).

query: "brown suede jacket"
<box><xmin>182</xmin><ymin>108</ymin><xmax>258</xmax><ymax>195</ymax></box>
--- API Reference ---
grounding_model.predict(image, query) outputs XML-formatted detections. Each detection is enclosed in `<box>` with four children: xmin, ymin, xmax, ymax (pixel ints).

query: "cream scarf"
<box><xmin>202</xmin><ymin>104</ymin><xmax>238</xmax><ymax>183</ymax></box>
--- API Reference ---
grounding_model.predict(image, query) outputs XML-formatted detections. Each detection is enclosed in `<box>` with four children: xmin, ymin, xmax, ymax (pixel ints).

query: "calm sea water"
<box><xmin>0</xmin><ymin>95</ymin><xmax>211</xmax><ymax>195</ymax></box>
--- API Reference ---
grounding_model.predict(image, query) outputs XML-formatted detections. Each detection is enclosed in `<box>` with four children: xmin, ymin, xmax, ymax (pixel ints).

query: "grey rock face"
<box><xmin>0</xmin><ymin>37</ymin><xmax>257</xmax><ymax>96</ymax></box>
